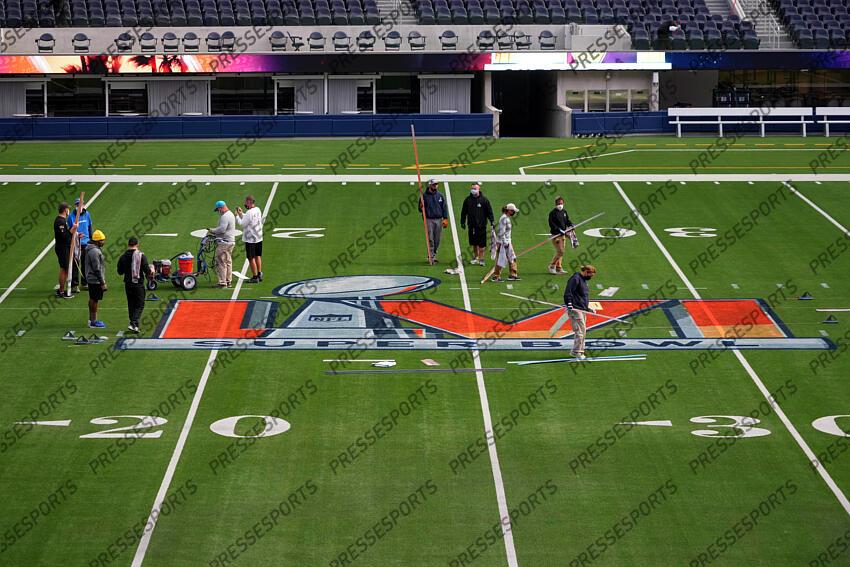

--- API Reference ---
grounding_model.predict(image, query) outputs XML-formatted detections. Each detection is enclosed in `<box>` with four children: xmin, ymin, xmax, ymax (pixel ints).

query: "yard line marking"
<box><xmin>0</xmin><ymin>182</ymin><xmax>109</xmax><ymax>305</ymax></box>
<box><xmin>25</xmin><ymin>167</ymin><xmax>66</xmax><ymax>170</ymax></box>
<box><xmin>817</xmin><ymin>308</ymin><xmax>850</xmax><ymax>312</ymax></box>
<box><xmin>613</xmin><ymin>181</ymin><xmax>850</xmax><ymax>517</ymax></box>
<box><xmin>132</xmin><ymin>181</ymin><xmax>280</xmax><ymax>566</ymax></box>
<box><xmin>820</xmin><ymin>330</ymin><xmax>830</xmax><ymax>337</ymax></box>
<box><xmin>783</xmin><ymin>181</ymin><xmax>850</xmax><ymax>237</ymax></box>
<box><xmin>145</xmin><ymin>233</ymin><xmax>178</xmax><ymax>237</ymax></box>
<box><xmin>444</xmin><ymin>181</ymin><xmax>518</xmax><ymax>567</ymax></box>
<box><xmin>518</xmin><ymin>149</ymin><xmax>635</xmax><ymax>175</ymax></box>
<box><xmin>821</xmin><ymin>282</ymin><xmax>831</xmax><ymax>288</ymax></box>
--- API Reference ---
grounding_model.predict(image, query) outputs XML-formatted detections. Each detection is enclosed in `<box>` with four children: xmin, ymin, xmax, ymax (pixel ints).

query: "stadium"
<box><xmin>1</xmin><ymin>0</ymin><xmax>850</xmax><ymax>565</ymax></box>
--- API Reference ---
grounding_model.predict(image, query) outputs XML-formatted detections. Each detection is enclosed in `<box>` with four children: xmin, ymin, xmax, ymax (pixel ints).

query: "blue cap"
<box><xmin>74</xmin><ymin>198</ymin><xmax>81</xmax><ymax>205</ymax></box>
<box><xmin>213</xmin><ymin>200</ymin><xmax>226</xmax><ymax>211</ymax></box>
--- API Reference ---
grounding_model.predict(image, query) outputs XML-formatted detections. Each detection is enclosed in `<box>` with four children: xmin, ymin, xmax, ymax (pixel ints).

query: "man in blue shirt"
<box><xmin>417</xmin><ymin>179</ymin><xmax>448</xmax><ymax>264</ymax></box>
<box><xmin>564</xmin><ymin>264</ymin><xmax>597</xmax><ymax>359</ymax></box>
<box><xmin>67</xmin><ymin>198</ymin><xmax>94</xmax><ymax>293</ymax></box>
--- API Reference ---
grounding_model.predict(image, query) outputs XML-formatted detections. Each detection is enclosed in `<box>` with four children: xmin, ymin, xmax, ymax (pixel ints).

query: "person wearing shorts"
<box><xmin>53</xmin><ymin>202</ymin><xmax>74</xmax><ymax>298</ymax></box>
<box><xmin>236</xmin><ymin>195</ymin><xmax>264</xmax><ymax>283</ymax></box>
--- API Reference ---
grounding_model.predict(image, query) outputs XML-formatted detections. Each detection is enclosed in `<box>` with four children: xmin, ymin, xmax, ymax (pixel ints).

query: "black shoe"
<box><xmin>249</xmin><ymin>276</ymin><xmax>260</xmax><ymax>284</ymax></box>
<box><xmin>507</xmin><ymin>276</ymin><xmax>521</xmax><ymax>281</ymax></box>
<box><xmin>258</xmin><ymin>272</ymin><xmax>263</xmax><ymax>282</ymax></box>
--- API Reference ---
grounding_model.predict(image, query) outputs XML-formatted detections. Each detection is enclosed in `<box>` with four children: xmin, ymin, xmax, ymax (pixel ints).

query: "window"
<box><xmin>47</xmin><ymin>79</ymin><xmax>105</xmax><ymax>117</ymax></box>
<box><xmin>108</xmin><ymin>82</ymin><xmax>148</xmax><ymax>115</ymax></box>
<box><xmin>276</xmin><ymin>83</ymin><xmax>295</xmax><ymax>114</ymax></box>
<box><xmin>211</xmin><ymin>77</ymin><xmax>274</xmax><ymax>115</ymax></box>
<box><xmin>609</xmin><ymin>89</ymin><xmax>628</xmax><ymax>111</ymax></box>
<box><xmin>376</xmin><ymin>76</ymin><xmax>418</xmax><ymax>114</ymax></box>
<box><xmin>588</xmin><ymin>90</ymin><xmax>607</xmax><ymax>112</ymax></box>
<box><xmin>356</xmin><ymin>79</ymin><xmax>374</xmax><ymax>114</ymax></box>
<box><xmin>25</xmin><ymin>83</ymin><xmax>45</xmax><ymax>116</ymax></box>
<box><xmin>566</xmin><ymin>90</ymin><xmax>585</xmax><ymax>111</ymax></box>
<box><xmin>631</xmin><ymin>89</ymin><xmax>650</xmax><ymax>111</ymax></box>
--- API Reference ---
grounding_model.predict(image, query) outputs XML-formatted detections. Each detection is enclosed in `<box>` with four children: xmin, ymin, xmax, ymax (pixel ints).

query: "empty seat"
<box><xmin>163</xmin><ymin>31</ymin><xmax>178</xmax><ymax>51</ymax></box>
<box><xmin>497</xmin><ymin>29</ymin><xmax>514</xmax><ymax>48</ymax></box>
<box><xmin>140</xmin><ymin>32</ymin><xmax>156</xmax><ymax>51</ymax></box>
<box><xmin>115</xmin><ymin>31</ymin><xmax>134</xmax><ymax>51</ymax></box>
<box><xmin>514</xmin><ymin>31</ymin><xmax>532</xmax><ymax>49</ymax></box>
<box><xmin>184</xmin><ymin>31</ymin><xmax>199</xmax><ymax>51</ymax></box>
<box><xmin>539</xmin><ymin>29</ymin><xmax>556</xmax><ymax>49</ymax></box>
<box><xmin>72</xmin><ymin>32</ymin><xmax>90</xmax><ymax>52</ymax></box>
<box><xmin>270</xmin><ymin>30</ymin><xmax>287</xmax><ymax>50</ymax></box>
<box><xmin>384</xmin><ymin>30</ymin><xmax>402</xmax><ymax>50</ymax></box>
<box><xmin>439</xmin><ymin>29</ymin><xmax>457</xmax><ymax>49</ymax></box>
<box><xmin>333</xmin><ymin>31</ymin><xmax>350</xmax><ymax>50</ymax></box>
<box><xmin>221</xmin><ymin>30</ymin><xmax>236</xmax><ymax>50</ymax></box>
<box><xmin>477</xmin><ymin>29</ymin><xmax>495</xmax><ymax>49</ymax></box>
<box><xmin>309</xmin><ymin>31</ymin><xmax>325</xmax><ymax>50</ymax></box>
<box><xmin>356</xmin><ymin>30</ymin><xmax>375</xmax><ymax>50</ymax></box>
<box><xmin>206</xmin><ymin>31</ymin><xmax>221</xmax><ymax>51</ymax></box>
<box><xmin>36</xmin><ymin>32</ymin><xmax>55</xmax><ymax>52</ymax></box>
<box><xmin>409</xmin><ymin>30</ymin><xmax>426</xmax><ymax>49</ymax></box>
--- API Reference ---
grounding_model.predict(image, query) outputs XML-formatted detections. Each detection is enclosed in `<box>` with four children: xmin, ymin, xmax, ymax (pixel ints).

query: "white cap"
<box><xmin>506</xmin><ymin>203</ymin><xmax>518</xmax><ymax>212</ymax></box>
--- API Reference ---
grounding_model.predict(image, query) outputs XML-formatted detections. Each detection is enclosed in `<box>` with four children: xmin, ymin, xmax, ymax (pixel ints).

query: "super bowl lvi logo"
<box><xmin>116</xmin><ymin>275</ymin><xmax>834</xmax><ymax>352</ymax></box>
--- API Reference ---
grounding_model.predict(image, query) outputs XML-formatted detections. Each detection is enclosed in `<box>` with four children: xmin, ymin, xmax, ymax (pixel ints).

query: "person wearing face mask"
<box><xmin>564</xmin><ymin>264</ymin><xmax>597</xmax><ymax>360</ymax></box>
<box><xmin>491</xmin><ymin>203</ymin><xmax>520</xmax><ymax>282</ymax></box>
<box><xmin>460</xmin><ymin>183</ymin><xmax>494</xmax><ymax>266</ymax></box>
<box><xmin>417</xmin><ymin>178</ymin><xmax>449</xmax><ymax>263</ymax></box>
<box><xmin>548</xmin><ymin>196</ymin><xmax>573</xmax><ymax>274</ymax></box>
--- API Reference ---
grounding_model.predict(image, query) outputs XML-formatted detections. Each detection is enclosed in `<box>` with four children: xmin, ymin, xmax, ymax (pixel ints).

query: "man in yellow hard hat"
<box><xmin>85</xmin><ymin>229</ymin><xmax>108</xmax><ymax>328</ymax></box>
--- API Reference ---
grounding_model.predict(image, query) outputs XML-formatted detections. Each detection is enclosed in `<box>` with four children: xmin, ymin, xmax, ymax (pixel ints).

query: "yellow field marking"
<box><xmin>665</xmin><ymin>143</ymin><xmax>687</xmax><ymax>146</ymax></box>
<box><xmin>755</xmin><ymin>144</ymin><xmax>774</xmax><ymax>147</ymax></box>
<box><xmin>635</xmin><ymin>143</ymin><xmax>656</xmax><ymax>147</ymax></box>
<box><xmin>815</xmin><ymin>143</ymin><xmax>832</xmax><ymax>146</ymax></box>
<box><xmin>348</xmin><ymin>164</ymin><xmax>371</xmax><ymax>167</ymax></box>
<box><xmin>315</xmin><ymin>163</ymin><xmax>332</xmax><ymax>166</ymax></box>
<box><xmin>505</xmin><ymin>156</ymin><xmax>520</xmax><ymax>160</ymax></box>
<box><xmin>380</xmin><ymin>163</ymin><xmax>402</xmax><ymax>166</ymax></box>
<box><xmin>552</xmin><ymin>148</ymin><xmax>566</xmax><ymax>152</ymax></box>
<box><xmin>284</xmin><ymin>163</ymin><xmax>306</xmax><ymax>166</ymax></box>
<box><xmin>252</xmin><ymin>163</ymin><xmax>275</xmax><ymax>166</ymax></box>
<box><xmin>28</xmin><ymin>163</ymin><xmax>50</xmax><ymax>166</ymax></box>
<box><xmin>783</xmin><ymin>143</ymin><xmax>805</xmax><ymax>146</ymax></box>
<box><xmin>520</xmin><ymin>153</ymin><xmax>536</xmax><ymax>157</ymax></box>
<box><xmin>472</xmin><ymin>160</ymin><xmax>488</xmax><ymax>164</ymax></box>
<box><xmin>157</xmin><ymin>164</ymin><xmax>179</xmax><ymax>167</ymax></box>
<box><xmin>536</xmin><ymin>151</ymin><xmax>552</xmax><ymax>154</ymax></box>
<box><xmin>611</xmin><ymin>143</ymin><xmax>628</xmax><ymax>146</ymax></box>
<box><xmin>487</xmin><ymin>158</ymin><xmax>504</xmax><ymax>162</ymax></box>
<box><xmin>60</xmin><ymin>164</ymin><xmax>82</xmax><ymax>166</ymax></box>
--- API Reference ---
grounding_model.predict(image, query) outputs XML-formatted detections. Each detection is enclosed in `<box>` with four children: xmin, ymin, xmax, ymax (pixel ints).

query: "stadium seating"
<box><xmin>772</xmin><ymin>0</ymin><xmax>850</xmax><ymax>48</ymax></box>
<box><xmin>0</xmin><ymin>0</ymin><xmax>380</xmax><ymax>28</ymax></box>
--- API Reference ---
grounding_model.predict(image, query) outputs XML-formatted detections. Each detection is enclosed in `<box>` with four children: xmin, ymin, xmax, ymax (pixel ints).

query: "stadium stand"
<box><xmin>772</xmin><ymin>0</ymin><xmax>849</xmax><ymax>48</ymax></box>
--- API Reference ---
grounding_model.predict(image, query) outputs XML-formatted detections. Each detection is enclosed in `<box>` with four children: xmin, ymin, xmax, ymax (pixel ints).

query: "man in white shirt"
<box><xmin>236</xmin><ymin>195</ymin><xmax>264</xmax><ymax>283</ymax></box>
<box><xmin>209</xmin><ymin>200</ymin><xmax>236</xmax><ymax>288</ymax></box>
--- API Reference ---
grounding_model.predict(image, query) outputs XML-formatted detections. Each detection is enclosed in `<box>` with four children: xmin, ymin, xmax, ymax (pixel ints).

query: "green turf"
<box><xmin>1</xmin><ymin>141</ymin><xmax>849</xmax><ymax>567</ymax></box>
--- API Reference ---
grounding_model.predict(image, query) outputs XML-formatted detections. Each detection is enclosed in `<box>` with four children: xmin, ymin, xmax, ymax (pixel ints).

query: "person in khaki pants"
<box><xmin>548</xmin><ymin>196</ymin><xmax>573</xmax><ymax>274</ymax></box>
<box><xmin>209</xmin><ymin>200</ymin><xmax>236</xmax><ymax>288</ymax></box>
<box><xmin>564</xmin><ymin>264</ymin><xmax>597</xmax><ymax>360</ymax></box>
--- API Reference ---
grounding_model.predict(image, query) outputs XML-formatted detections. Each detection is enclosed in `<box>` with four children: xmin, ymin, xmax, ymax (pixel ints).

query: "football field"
<box><xmin>1</xmin><ymin>136</ymin><xmax>850</xmax><ymax>567</ymax></box>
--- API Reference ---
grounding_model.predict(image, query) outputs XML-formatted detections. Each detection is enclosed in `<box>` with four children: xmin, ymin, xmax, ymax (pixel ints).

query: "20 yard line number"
<box><xmin>78</xmin><ymin>415</ymin><xmax>290</xmax><ymax>439</ymax></box>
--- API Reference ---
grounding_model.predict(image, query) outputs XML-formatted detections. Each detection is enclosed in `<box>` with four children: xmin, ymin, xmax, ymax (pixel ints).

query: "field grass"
<box><xmin>0</xmin><ymin>138</ymin><xmax>849</xmax><ymax>567</ymax></box>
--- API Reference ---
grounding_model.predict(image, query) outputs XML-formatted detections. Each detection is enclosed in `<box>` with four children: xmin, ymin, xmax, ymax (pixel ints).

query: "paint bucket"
<box><xmin>177</xmin><ymin>254</ymin><xmax>194</xmax><ymax>274</ymax></box>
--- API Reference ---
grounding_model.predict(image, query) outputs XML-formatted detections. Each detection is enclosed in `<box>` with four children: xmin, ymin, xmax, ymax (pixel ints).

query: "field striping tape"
<box><xmin>0</xmin><ymin>182</ymin><xmax>110</xmax><ymax>305</ymax></box>
<box><xmin>132</xmin><ymin>181</ymin><xmax>280</xmax><ymax>566</ymax></box>
<box><xmin>613</xmin><ymin>181</ymin><xmax>850</xmax><ymax>517</ymax></box>
<box><xmin>817</xmin><ymin>309</ymin><xmax>850</xmax><ymax>312</ymax></box>
<box><xmin>444</xmin><ymin>181</ymin><xmax>519</xmax><ymax>567</ymax></box>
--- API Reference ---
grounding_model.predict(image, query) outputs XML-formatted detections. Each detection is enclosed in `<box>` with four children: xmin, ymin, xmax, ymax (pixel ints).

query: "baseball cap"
<box><xmin>506</xmin><ymin>203</ymin><xmax>518</xmax><ymax>212</ymax></box>
<box><xmin>428</xmin><ymin>178</ymin><xmax>437</xmax><ymax>185</ymax></box>
<box><xmin>74</xmin><ymin>198</ymin><xmax>81</xmax><ymax>205</ymax></box>
<box><xmin>213</xmin><ymin>200</ymin><xmax>226</xmax><ymax>211</ymax></box>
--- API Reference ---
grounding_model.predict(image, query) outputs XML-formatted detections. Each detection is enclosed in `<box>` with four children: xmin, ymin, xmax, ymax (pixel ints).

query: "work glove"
<box><xmin>442</xmin><ymin>219</ymin><xmax>449</xmax><ymax>228</ymax></box>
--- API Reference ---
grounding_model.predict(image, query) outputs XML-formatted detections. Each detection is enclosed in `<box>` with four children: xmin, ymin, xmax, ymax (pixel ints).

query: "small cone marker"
<box><xmin>799</xmin><ymin>292</ymin><xmax>813</xmax><ymax>300</ymax></box>
<box><xmin>823</xmin><ymin>315</ymin><xmax>838</xmax><ymax>324</ymax></box>
<box><xmin>63</xmin><ymin>330</ymin><xmax>76</xmax><ymax>340</ymax></box>
<box><xmin>74</xmin><ymin>336</ymin><xmax>90</xmax><ymax>345</ymax></box>
<box><xmin>146</xmin><ymin>293</ymin><xmax>160</xmax><ymax>301</ymax></box>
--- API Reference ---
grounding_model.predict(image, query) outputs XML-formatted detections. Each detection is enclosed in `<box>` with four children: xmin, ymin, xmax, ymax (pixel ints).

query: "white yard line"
<box><xmin>519</xmin><ymin>150</ymin><xmax>635</xmax><ymax>175</ymax></box>
<box><xmin>0</xmin><ymin>181</ymin><xmax>110</xmax><ymax>305</ymax></box>
<box><xmin>782</xmin><ymin>181</ymin><xmax>850</xmax><ymax>237</ymax></box>
<box><xmin>131</xmin><ymin>181</ymin><xmax>280</xmax><ymax>566</ymax></box>
<box><xmin>443</xmin><ymin>181</ymin><xmax>519</xmax><ymax>567</ymax></box>
<box><xmin>613</xmin><ymin>181</ymin><xmax>850</xmax><ymax>517</ymax></box>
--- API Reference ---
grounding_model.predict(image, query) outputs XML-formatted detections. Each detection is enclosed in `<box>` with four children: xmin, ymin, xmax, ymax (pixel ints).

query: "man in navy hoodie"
<box><xmin>417</xmin><ymin>178</ymin><xmax>448</xmax><ymax>263</ymax></box>
<box><xmin>564</xmin><ymin>264</ymin><xmax>597</xmax><ymax>359</ymax></box>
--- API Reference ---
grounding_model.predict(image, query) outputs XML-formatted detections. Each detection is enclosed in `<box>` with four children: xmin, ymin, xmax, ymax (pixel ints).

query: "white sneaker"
<box><xmin>557</xmin><ymin>268</ymin><xmax>567</xmax><ymax>274</ymax></box>
<box><xmin>548</xmin><ymin>266</ymin><xmax>557</xmax><ymax>274</ymax></box>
